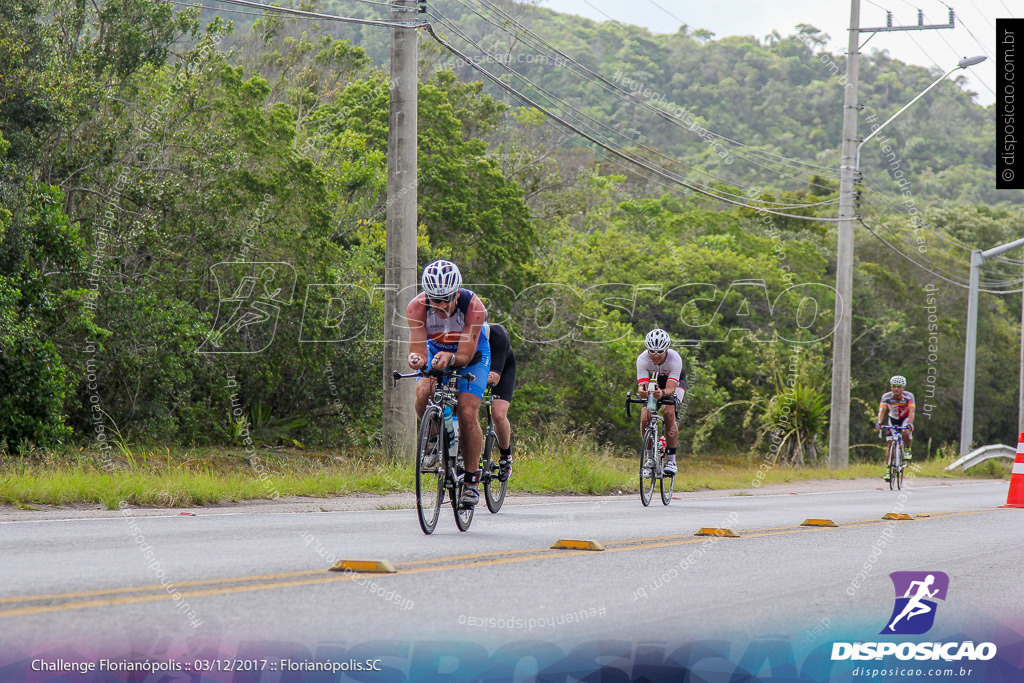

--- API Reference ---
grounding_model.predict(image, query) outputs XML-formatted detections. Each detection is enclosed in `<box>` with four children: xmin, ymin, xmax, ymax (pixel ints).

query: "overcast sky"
<box><xmin>539</xmin><ymin>0</ymin><xmax>1008</xmax><ymax>106</ymax></box>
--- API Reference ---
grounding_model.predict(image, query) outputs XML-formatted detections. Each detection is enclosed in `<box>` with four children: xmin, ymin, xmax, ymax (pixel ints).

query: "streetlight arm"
<box><xmin>981</xmin><ymin>237</ymin><xmax>1024</xmax><ymax>260</ymax></box>
<box><xmin>855</xmin><ymin>67</ymin><xmax>958</xmax><ymax>171</ymax></box>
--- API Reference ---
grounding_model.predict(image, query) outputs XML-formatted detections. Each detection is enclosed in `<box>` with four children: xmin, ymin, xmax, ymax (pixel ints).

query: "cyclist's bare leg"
<box><xmin>456</xmin><ymin>393</ymin><xmax>483</xmax><ymax>474</ymax></box>
<box><xmin>640</xmin><ymin>407</ymin><xmax>651</xmax><ymax>439</ymax></box>
<box><xmin>661</xmin><ymin>405</ymin><xmax>678</xmax><ymax>449</ymax></box>
<box><xmin>414</xmin><ymin>378</ymin><xmax>436</xmax><ymax>419</ymax></box>
<box><xmin>492</xmin><ymin>398</ymin><xmax>511</xmax><ymax>450</ymax></box>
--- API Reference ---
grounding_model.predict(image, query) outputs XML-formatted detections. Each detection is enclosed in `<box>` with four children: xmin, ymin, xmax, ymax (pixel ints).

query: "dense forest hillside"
<box><xmin>1</xmin><ymin>0</ymin><xmax>1021</xmax><ymax>463</ymax></box>
<box><xmin>268</xmin><ymin>0</ymin><xmax>1001</xmax><ymax>209</ymax></box>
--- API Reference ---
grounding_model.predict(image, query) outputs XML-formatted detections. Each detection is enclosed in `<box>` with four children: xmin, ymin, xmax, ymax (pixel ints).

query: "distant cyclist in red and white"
<box><xmin>635</xmin><ymin>328</ymin><xmax>686</xmax><ymax>476</ymax></box>
<box><xmin>876</xmin><ymin>374</ymin><xmax>915</xmax><ymax>481</ymax></box>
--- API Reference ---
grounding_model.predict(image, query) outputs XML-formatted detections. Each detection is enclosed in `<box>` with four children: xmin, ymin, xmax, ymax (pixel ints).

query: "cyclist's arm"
<box><xmin>406</xmin><ymin>296</ymin><xmax>428</xmax><ymax>369</ymax></box>
<box><xmin>658</xmin><ymin>378</ymin><xmax>678</xmax><ymax>398</ymax></box>
<box><xmin>876</xmin><ymin>402</ymin><xmax>887</xmax><ymax>427</ymax></box>
<box><xmin>636</xmin><ymin>355</ymin><xmax>650</xmax><ymax>397</ymax></box>
<box><xmin>453</xmin><ymin>295</ymin><xmax>487</xmax><ymax>368</ymax></box>
<box><xmin>907</xmin><ymin>400</ymin><xmax>916</xmax><ymax>427</ymax></box>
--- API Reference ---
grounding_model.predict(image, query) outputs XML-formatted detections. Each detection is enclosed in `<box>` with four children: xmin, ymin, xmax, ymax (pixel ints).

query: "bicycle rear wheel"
<box><xmin>660</xmin><ymin>454</ymin><xmax>674</xmax><ymax>505</ymax></box>
<box><xmin>640</xmin><ymin>430</ymin><xmax>656</xmax><ymax>507</ymax></box>
<box><xmin>483</xmin><ymin>430</ymin><xmax>507</xmax><ymax>513</ymax></box>
<box><xmin>416</xmin><ymin>407</ymin><xmax>444</xmax><ymax>534</ymax></box>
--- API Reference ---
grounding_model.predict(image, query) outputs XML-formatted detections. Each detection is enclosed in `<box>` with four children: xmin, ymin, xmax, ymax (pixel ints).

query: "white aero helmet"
<box><xmin>644</xmin><ymin>328</ymin><xmax>671</xmax><ymax>352</ymax></box>
<box><xmin>421</xmin><ymin>260</ymin><xmax>462</xmax><ymax>300</ymax></box>
<box><xmin>889</xmin><ymin>375</ymin><xmax>907</xmax><ymax>387</ymax></box>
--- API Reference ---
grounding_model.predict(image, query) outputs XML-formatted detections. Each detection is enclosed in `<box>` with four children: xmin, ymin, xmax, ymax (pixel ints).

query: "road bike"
<box><xmin>626</xmin><ymin>384</ymin><xmax>677</xmax><ymax>506</ymax></box>
<box><xmin>479</xmin><ymin>386</ymin><xmax>507</xmax><ymax>513</ymax></box>
<box><xmin>879</xmin><ymin>423</ymin><xmax>910</xmax><ymax>491</ymax></box>
<box><xmin>394</xmin><ymin>367</ymin><xmax>476</xmax><ymax>534</ymax></box>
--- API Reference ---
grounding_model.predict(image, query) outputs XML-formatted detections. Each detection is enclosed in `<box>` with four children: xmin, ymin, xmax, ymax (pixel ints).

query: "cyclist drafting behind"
<box><xmin>636</xmin><ymin>328</ymin><xmax>686</xmax><ymax>476</ymax></box>
<box><xmin>407</xmin><ymin>260</ymin><xmax>491</xmax><ymax>508</ymax></box>
<box><xmin>484</xmin><ymin>322</ymin><xmax>516</xmax><ymax>482</ymax></box>
<box><xmin>876</xmin><ymin>374</ymin><xmax>915</xmax><ymax>482</ymax></box>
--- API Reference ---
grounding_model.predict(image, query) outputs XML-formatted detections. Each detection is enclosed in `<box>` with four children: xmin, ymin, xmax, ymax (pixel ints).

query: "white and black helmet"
<box><xmin>889</xmin><ymin>375</ymin><xmax>907</xmax><ymax>387</ymax></box>
<box><xmin>644</xmin><ymin>328</ymin><xmax>671</xmax><ymax>352</ymax></box>
<box><xmin>421</xmin><ymin>260</ymin><xmax>462</xmax><ymax>300</ymax></box>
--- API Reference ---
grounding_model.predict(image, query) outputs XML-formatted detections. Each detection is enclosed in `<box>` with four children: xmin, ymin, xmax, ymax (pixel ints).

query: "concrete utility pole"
<box><xmin>382</xmin><ymin>0</ymin><xmax>419</xmax><ymax>464</ymax></box>
<box><xmin>828</xmin><ymin>2</ymin><xmax>958</xmax><ymax>468</ymax></box>
<box><xmin>828</xmin><ymin>0</ymin><xmax>860</xmax><ymax>470</ymax></box>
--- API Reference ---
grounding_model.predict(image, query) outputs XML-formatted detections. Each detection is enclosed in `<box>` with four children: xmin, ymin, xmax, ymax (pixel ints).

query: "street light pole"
<box><xmin>959</xmin><ymin>237</ymin><xmax>1024</xmax><ymax>454</ymax></box>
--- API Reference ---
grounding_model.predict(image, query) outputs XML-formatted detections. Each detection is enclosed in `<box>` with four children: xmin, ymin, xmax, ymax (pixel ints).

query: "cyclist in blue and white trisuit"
<box><xmin>635</xmin><ymin>328</ymin><xmax>686</xmax><ymax>476</ymax></box>
<box><xmin>876</xmin><ymin>374</ymin><xmax>915</xmax><ymax>482</ymax></box>
<box><xmin>407</xmin><ymin>260</ymin><xmax>491</xmax><ymax>508</ymax></box>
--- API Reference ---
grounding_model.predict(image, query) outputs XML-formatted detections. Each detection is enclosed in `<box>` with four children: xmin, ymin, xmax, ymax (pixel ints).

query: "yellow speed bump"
<box><xmin>916</xmin><ymin>513</ymin><xmax>931</xmax><ymax>518</ymax></box>
<box><xmin>801</xmin><ymin>519</ymin><xmax>837</xmax><ymax>527</ymax></box>
<box><xmin>329</xmin><ymin>559</ymin><xmax>397</xmax><ymax>573</ymax></box>
<box><xmin>694</xmin><ymin>528</ymin><xmax>738</xmax><ymax>538</ymax></box>
<box><xmin>881</xmin><ymin>513</ymin><xmax>914</xmax><ymax>521</ymax></box>
<box><xmin>551</xmin><ymin>539</ymin><xmax>605</xmax><ymax>551</ymax></box>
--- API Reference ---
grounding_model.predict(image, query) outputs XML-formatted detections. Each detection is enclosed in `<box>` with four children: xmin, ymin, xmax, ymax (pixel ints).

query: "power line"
<box><xmin>198</xmin><ymin>0</ymin><xmax>426</xmax><ymax>28</ymax></box>
<box><xmin>468</xmin><ymin>0</ymin><xmax>840</xmax><ymax>179</ymax></box>
<box><xmin>424</xmin><ymin>21</ymin><xmax>840</xmax><ymax>221</ymax></box>
<box><xmin>445</xmin><ymin>0</ymin><xmax>842</xmax><ymax>208</ymax></box>
<box><xmin>859</xmin><ymin>217</ymin><xmax>1023</xmax><ymax>293</ymax></box>
<box><xmin>431</xmin><ymin>7</ymin><xmax>841</xmax><ymax>212</ymax></box>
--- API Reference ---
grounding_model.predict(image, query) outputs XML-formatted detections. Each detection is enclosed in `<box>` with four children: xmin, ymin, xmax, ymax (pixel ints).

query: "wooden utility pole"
<box><xmin>382</xmin><ymin>0</ymin><xmax>418</xmax><ymax>464</ymax></box>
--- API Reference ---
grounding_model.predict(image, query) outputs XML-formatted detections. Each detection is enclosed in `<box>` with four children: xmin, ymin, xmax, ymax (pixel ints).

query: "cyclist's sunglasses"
<box><xmin>426</xmin><ymin>294</ymin><xmax>456</xmax><ymax>305</ymax></box>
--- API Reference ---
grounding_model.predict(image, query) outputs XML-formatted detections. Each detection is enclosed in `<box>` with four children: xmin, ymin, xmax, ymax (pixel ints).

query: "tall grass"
<box><xmin>0</xmin><ymin>430</ymin><xmax>978</xmax><ymax>509</ymax></box>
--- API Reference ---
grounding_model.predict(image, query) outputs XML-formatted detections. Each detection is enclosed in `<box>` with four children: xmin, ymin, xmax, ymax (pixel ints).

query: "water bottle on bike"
<box><xmin>443</xmin><ymin>405</ymin><xmax>459</xmax><ymax>455</ymax></box>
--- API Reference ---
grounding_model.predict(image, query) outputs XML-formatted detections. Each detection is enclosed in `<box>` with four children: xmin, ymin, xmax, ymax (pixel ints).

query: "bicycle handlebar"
<box><xmin>624</xmin><ymin>392</ymin><xmax>676</xmax><ymax>419</ymax></box>
<box><xmin>392</xmin><ymin>368</ymin><xmax>477</xmax><ymax>383</ymax></box>
<box><xmin>876</xmin><ymin>423</ymin><xmax>911</xmax><ymax>430</ymax></box>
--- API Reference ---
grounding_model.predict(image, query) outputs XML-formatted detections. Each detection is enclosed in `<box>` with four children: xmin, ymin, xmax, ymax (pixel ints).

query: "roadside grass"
<box><xmin>0</xmin><ymin>433</ymin><xmax>983</xmax><ymax>509</ymax></box>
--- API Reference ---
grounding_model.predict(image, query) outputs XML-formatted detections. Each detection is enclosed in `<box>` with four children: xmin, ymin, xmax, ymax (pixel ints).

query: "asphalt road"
<box><xmin>2</xmin><ymin>478</ymin><xmax>1019</xmax><ymax>654</ymax></box>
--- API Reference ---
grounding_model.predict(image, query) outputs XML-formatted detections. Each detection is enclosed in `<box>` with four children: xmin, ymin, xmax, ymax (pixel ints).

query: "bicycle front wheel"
<box><xmin>895</xmin><ymin>442</ymin><xmax>905</xmax><ymax>490</ymax></box>
<box><xmin>660</xmin><ymin>454</ymin><xmax>674</xmax><ymax>505</ymax></box>
<box><xmin>416</xmin><ymin>407</ymin><xmax>444</xmax><ymax>535</ymax></box>
<box><xmin>452</xmin><ymin>477</ymin><xmax>475</xmax><ymax>531</ymax></box>
<box><xmin>887</xmin><ymin>442</ymin><xmax>898</xmax><ymax>492</ymax></box>
<box><xmin>483</xmin><ymin>430</ymin><xmax>507</xmax><ymax>513</ymax></box>
<box><xmin>640</xmin><ymin>430</ymin><xmax>656</xmax><ymax>507</ymax></box>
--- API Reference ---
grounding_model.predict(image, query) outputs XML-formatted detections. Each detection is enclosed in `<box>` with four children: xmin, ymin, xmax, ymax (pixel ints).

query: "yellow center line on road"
<box><xmin>0</xmin><ymin>569</ymin><xmax>328</xmax><ymax>605</ymax></box>
<box><xmin>0</xmin><ymin>508</ymin><xmax>1000</xmax><ymax>619</ymax></box>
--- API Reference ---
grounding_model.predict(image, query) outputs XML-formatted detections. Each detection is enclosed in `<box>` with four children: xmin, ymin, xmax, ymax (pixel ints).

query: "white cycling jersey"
<box><xmin>635</xmin><ymin>349</ymin><xmax>686</xmax><ymax>402</ymax></box>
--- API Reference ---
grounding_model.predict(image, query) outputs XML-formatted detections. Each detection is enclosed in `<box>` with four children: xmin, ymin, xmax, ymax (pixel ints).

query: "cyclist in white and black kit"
<box><xmin>635</xmin><ymin>328</ymin><xmax>686</xmax><ymax>475</ymax></box>
<box><xmin>484</xmin><ymin>323</ymin><xmax>516</xmax><ymax>482</ymax></box>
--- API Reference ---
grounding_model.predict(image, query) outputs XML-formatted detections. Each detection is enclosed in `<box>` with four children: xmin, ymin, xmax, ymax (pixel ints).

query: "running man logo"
<box><xmin>880</xmin><ymin>571</ymin><xmax>949</xmax><ymax>635</ymax></box>
<box><xmin>197</xmin><ymin>262</ymin><xmax>296</xmax><ymax>354</ymax></box>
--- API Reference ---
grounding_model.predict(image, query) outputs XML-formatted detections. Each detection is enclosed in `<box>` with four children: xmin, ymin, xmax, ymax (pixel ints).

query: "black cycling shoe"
<box><xmin>498</xmin><ymin>457</ymin><xmax>513</xmax><ymax>482</ymax></box>
<box><xmin>460</xmin><ymin>486</ymin><xmax>480</xmax><ymax>508</ymax></box>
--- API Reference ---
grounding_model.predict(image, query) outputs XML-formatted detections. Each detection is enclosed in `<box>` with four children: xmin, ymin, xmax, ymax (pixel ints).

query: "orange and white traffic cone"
<box><xmin>1000</xmin><ymin>432</ymin><xmax>1024</xmax><ymax>508</ymax></box>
